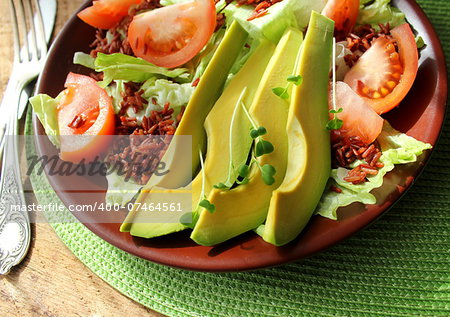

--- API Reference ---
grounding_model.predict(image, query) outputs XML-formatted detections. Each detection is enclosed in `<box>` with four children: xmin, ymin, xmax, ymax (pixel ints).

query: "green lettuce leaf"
<box><xmin>29</xmin><ymin>93</ymin><xmax>61</xmax><ymax>147</ymax></box>
<box><xmin>141</xmin><ymin>78</ymin><xmax>195</xmax><ymax>109</ymax></box>
<box><xmin>105</xmin><ymin>171</ymin><xmax>142</xmax><ymax>207</ymax></box>
<box><xmin>222</xmin><ymin>0</ymin><xmax>326</xmax><ymax>43</ymax></box>
<box><xmin>357</xmin><ymin>0</ymin><xmax>406</xmax><ymax>28</ymax></box>
<box><xmin>93</xmin><ymin>53</ymin><xmax>189</xmax><ymax>88</ymax></box>
<box><xmin>104</xmin><ymin>80</ymin><xmax>126</xmax><ymax>114</ymax></box>
<box><xmin>315</xmin><ymin>121</ymin><xmax>432</xmax><ymax>220</ymax></box>
<box><xmin>107</xmin><ymin>78</ymin><xmax>194</xmax><ymax>124</ymax></box>
<box><xmin>73</xmin><ymin>52</ymin><xmax>96</xmax><ymax>69</ymax></box>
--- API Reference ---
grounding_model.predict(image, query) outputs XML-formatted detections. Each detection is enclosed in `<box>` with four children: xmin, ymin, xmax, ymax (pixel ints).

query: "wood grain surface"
<box><xmin>0</xmin><ymin>1</ymin><xmax>162</xmax><ymax>316</ymax></box>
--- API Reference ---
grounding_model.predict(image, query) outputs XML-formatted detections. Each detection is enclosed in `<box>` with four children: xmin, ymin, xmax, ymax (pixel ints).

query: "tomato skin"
<box><xmin>330</xmin><ymin>82</ymin><xmax>384</xmax><ymax>145</ymax></box>
<box><xmin>322</xmin><ymin>0</ymin><xmax>360</xmax><ymax>39</ymax></box>
<box><xmin>78</xmin><ymin>0</ymin><xmax>142</xmax><ymax>29</ymax></box>
<box><xmin>58</xmin><ymin>73</ymin><xmax>115</xmax><ymax>163</ymax></box>
<box><xmin>344</xmin><ymin>24</ymin><xmax>419</xmax><ymax>115</ymax></box>
<box><xmin>128</xmin><ymin>0</ymin><xmax>216</xmax><ymax>68</ymax></box>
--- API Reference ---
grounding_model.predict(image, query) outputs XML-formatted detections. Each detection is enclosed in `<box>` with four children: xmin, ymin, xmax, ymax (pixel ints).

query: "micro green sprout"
<box><xmin>272</xmin><ymin>74</ymin><xmax>303</xmax><ymax>99</ymax></box>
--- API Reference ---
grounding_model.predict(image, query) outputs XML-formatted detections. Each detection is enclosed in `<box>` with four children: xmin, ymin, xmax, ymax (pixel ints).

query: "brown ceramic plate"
<box><xmin>34</xmin><ymin>0</ymin><xmax>448</xmax><ymax>272</ymax></box>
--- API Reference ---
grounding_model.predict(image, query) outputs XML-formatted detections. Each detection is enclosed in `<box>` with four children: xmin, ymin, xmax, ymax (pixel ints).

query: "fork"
<box><xmin>0</xmin><ymin>0</ymin><xmax>47</xmax><ymax>275</ymax></box>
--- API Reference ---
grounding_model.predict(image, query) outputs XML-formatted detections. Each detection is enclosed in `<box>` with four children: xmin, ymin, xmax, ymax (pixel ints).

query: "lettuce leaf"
<box><xmin>29</xmin><ymin>93</ymin><xmax>61</xmax><ymax>147</ymax></box>
<box><xmin>357</xmin><ymin>0</ymin><xmax>406</xmax><ymax>28</ymax></box>
<box><xmin>315</xmin><ymin>121</ymin><xmax>432</xmax><ymax>220</ymax></box>
<box><xmin>87</xmin><ymin>53</ymin><xmax>189</xmax><ymax>88</ymax></box>
<box><xmin>104</xmin><ymin>80</ymin><xmax>126</xmax><ymax>114</ymax></box>
<box><xmin>222</xmin><ymin>0</ymin><xmax>326</xmax><ymax>43</ymax></box>
<box><xmin>105</xmin><ymin>78</ymin><xmax>195</xmax><ymax>124</ymax></box>
<box><xmin>73</xmin><ymin>52</ymin><xmax>96</xmax><ymax>69</ymax></box>
<box><xmin>141</xmin><ymin>78</ymin><xmax>195</xmax><ymax>109</ymax></box>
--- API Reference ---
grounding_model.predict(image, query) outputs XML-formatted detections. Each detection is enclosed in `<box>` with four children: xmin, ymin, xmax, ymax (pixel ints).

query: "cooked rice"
<box><xmin>106</xmin><ymin>81</ymin><xmax>185</xmax><ymax>184</ymax></box>
<box><xmin>332</xmin><ymin>135</ymin><xmax>384</xmax><ymax>185</ymax></box>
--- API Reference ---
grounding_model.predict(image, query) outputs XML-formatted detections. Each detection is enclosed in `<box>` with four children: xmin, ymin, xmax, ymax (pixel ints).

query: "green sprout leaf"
<box><xmin>272</xmin><ymin>87</ymin><xmax>289</xmax><ymax>99</ymax></box>
<box><xmin>256</xmin><ymin>140</ymin><xmax>274</xmax><ymax>157</ymax></box>
<box><xmin>237</xmin><ymin>164</ymin><xmax>250</xmax><ymax>178</ymax></box>
<box><xmin>326</xmin><ymin>118</ymin><xmax>344</xmax><ymax>131</ymax></box>
<box><xmin>260</xmin><ymin>164</ymin><xmax>276</xmax><ymax>186</ymax></box>
<box><xmin>213</xmin><ymin>182</ymin><xmax>229</xmax><ymax>189</ymax></box>
<box><xmin>250</xmin><ymin>126</ymin><xmax>267</xmax><ymax>139</ymax></box>
<box><xmin>327</xmin><ymin>108</ymin><xmax>344</xmax><ymax>131</ymax></box>
<box><xmin>287</xmin><ymin>75</ymin><xmax>303</xmax><ymax>86</ymax></box>
<box><xmin>250</xmin><ymin>129</ymin><xmax>260</xmax><ymax>139</ymax></box>
<box><xmin>329</xmin><ymin>108</ymin><xmax>343</xmax><ymax>114</ymax></box>
<box><xmin>257</xmin><ymin>126</ymin><xmax>267</xmax><ymax>136</ymax></box>
<box><xmin>199</xmin><ymin>199</ymin><xmax>216</xmax><ymax>213</ymax></box>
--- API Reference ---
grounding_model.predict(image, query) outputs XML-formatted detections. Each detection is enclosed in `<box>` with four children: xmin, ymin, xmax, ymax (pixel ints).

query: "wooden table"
<box><xmin>0</xmin><ymin>1</ymin><xmax>162</xmax><ymax>315</ymax></box>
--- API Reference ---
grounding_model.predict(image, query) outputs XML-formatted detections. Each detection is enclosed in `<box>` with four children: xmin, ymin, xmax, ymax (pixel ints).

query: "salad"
<box><xmin>30</xmin><ymin>0</ymin><xmax>431</xmax><ymax>247</ymax></box>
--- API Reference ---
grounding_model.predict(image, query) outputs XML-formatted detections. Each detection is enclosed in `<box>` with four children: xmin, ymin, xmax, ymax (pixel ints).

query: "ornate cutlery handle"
<box><xmin>0</xmin><ymin>88</ymin><xmax>30</xmax><ymax>275</ymax></box>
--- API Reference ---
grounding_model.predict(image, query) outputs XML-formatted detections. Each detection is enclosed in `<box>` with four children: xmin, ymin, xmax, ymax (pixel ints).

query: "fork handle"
<box><xmin>0</xmin><ymin>77</ymin><xmax>23</xmax><ymax>154</ymax></box>
<box><xmin>0</xmin><ymin>84</ymin><xmax>31</xmax><ymax>275</ymax></box>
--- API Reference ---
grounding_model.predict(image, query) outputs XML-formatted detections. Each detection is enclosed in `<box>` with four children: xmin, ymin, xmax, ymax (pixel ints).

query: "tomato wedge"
<box><xmin>344</xmin><ymin>24</ymin><xmax>419</xmax><ymax>114</ymax></box>
<box><xmin>58</xmin><ymin>73</ymin><xmax>115</xmax><ymax>163</ymax></box>
<box><xmin>330</xmin><ymin>81</ymin><xmax>384</xmax><ymax>144</ymax></box>
<box><xmin>128</xmin><ymin>0</ymin><xmax>216</xmax><ymax>68</ymax></box>
<box><xmin>322</xmin><ymin>0</ymin><xmax>360</xmax><ymax>39</ymax></box>
<box><xmin>78</xmin><ymin>0</ymin><xmax>142</xmax><ymax>29</ymax></box>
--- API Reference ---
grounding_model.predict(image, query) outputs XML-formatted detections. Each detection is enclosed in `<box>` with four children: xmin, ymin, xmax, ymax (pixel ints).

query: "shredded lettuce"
<box><xmin>141</xmin><ymin>78</ymin><xmax>195</xmax><ymax>109</ymax></box>
<box><xmin>357</xmin><ymin>0</ymin><xmax>406</xmax><ymax>28</ymax></box>
<box><xmin>104</xmin><ymin>80</ymin><xmax>126</xmax><ymax>114</ymax></box>
<box><xmin>105</xmin><ymin>78</ymin><xmax>195</xmax><ymax>123</ymax></box>
<box><xmin>222</xmin><ymin>0</ymin><xmax>326</xmax><ymax>43</ymax></box>
<box><xmin>29</xmin><ymin>93</ymin><xmax>61</xmax><ymax>147</ymax></box>
<box><xmin>105</xmin><ymin>171</ymin><xmax>142</xmax><ymax>207</ymax></box>
<box><xmin>74</xmin><ymin>53</ymin><xmax>190</xmax><ymax>88</ymax></box>
<box><xmin>315</xmin><ymin>121</ymin><xmax>432</xmax><ymax>220</ymax></box>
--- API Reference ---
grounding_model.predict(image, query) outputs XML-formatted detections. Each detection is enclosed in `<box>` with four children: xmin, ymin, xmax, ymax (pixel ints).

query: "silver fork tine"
<box><xmin>15</xmin><ymin>0</ymin><xmax>30</xmax><ymax>62</ymax></box>
<box><xmin>8</xmin><ymin>0</ymin><xmax>20</xmax><ymax>63</ymax></box>
<box><xmin>32</xmin><ymin>0</ymin><xmax>47</xmax><ymax>59</ymax></box>
<box><xmin>23</xmin><ymin>0</ymin><xmax>38</xmax><ymax>60</ymax></box>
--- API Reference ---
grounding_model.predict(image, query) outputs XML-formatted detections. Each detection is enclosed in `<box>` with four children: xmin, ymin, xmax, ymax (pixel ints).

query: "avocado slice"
<box><xmin>260</xmin><ymin>12</ymin><xmax>334</xmax><ymax>246</ymax></box>
<box><xmin>120</xmin><ymin>21</ymin><xmax>247</xmax><ymax>233</ymax></box>
<box><xmin>145</xmin><ymin>20</ymin><xmax>249</xmax><ymax>190</ymax></box>
<box><xmin>191</xmin><ymin>28</ymin><xmax>304</xmax><ymax>246</ymax></box>
<box><xmin>121</xmin><ymin>40</ymin><xmax>276</xmax><ymax>237</ymax></box>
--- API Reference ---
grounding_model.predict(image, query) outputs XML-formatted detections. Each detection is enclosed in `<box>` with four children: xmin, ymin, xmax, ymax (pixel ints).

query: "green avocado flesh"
<box><xmin>191</xmin><ymin>28</ymin><xmax>304</xmax><ymax>246</ymax></box>
<box><xmin>260</xmin><ymin>12</ymin><xmax>334</xmax><ymax>246</ymax></box>
<box><xmin>120</xmin><ymin>38</ymin><xmax>275</xmax><ymax>238</ymax></box>
<box><xmin>120</xmin><ymin>21</ymin><xmax>247</xmax><ymax>234</ymax></box>
<box><xmin>143</xmin><ymin>21</ymin><xmax>248</xmax><ymax>191</ymax></box>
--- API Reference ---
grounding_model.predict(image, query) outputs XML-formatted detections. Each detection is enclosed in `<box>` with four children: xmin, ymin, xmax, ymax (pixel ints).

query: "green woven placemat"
<box><xmin>28</xmin><ymin>1</ymin><xmax>449</xmax><ymax>316</ymax></box>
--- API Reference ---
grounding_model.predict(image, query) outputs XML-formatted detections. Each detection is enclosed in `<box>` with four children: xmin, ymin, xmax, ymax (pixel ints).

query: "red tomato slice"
<box><xmin>58</xmin><ymin>73</ymin><xmax>116</xmax><ymax>163</ymax></box>
<box><xmin>128</xmin><ymin>0</ymin><xmax>216</xmax><ymax>68</ymax></box>
<box><xmin>329</xmin><ymin>81</ymin><xmax>384</xmax><ymax>144</ymax></box>
<box><xmin>344</xmin><ymin>24</ymin><xmax>419</xmax><ymax>114</ymax></box>
<box><xmin>322</xmin><ymin>0</ymin><xmax>360</xmax><ymax>39</ymax></box>
<box><xmin>78</xmin><ymin>0</ymin><xmax>142</xmax><ymax>29</ymax></box>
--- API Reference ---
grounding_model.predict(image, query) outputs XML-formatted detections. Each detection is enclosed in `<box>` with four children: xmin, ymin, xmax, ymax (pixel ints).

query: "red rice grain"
<box><xmin>332</xmin><ymin>135</ymin><xmax>384</xmax><ymax>185</ymax></box>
